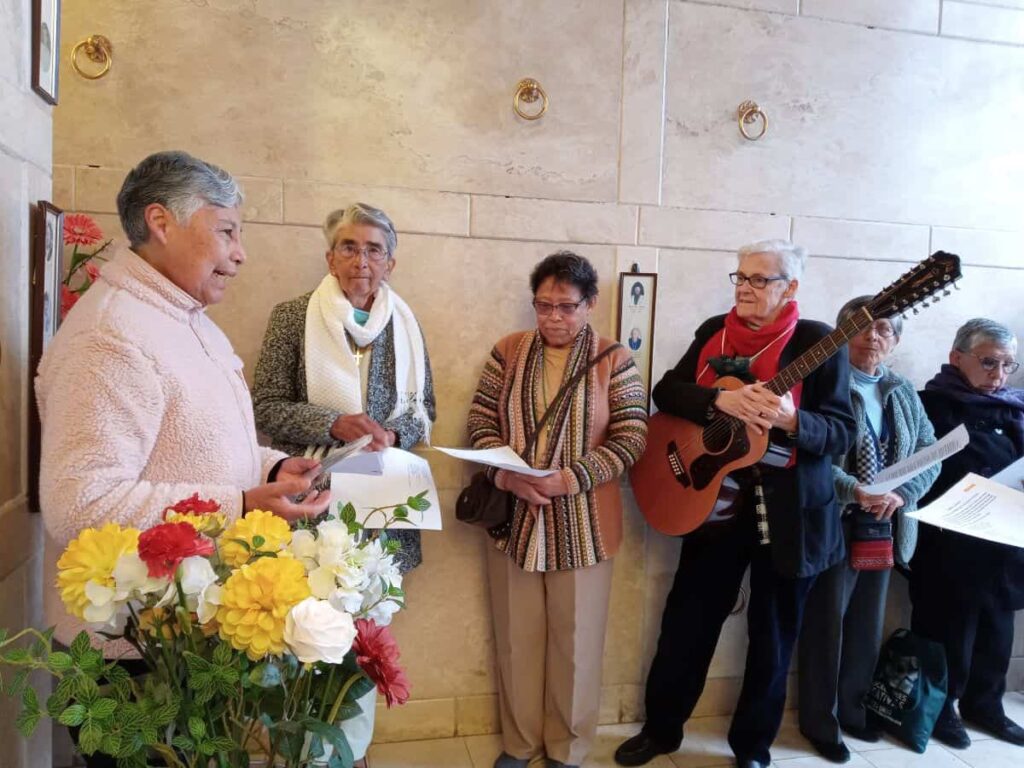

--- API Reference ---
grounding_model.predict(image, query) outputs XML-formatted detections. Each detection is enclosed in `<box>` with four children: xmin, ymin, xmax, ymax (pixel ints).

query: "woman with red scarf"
<box><xmin>615</xmin><ymin>240</ymin><xmax>855</xmax><ymax>768</ymax></box>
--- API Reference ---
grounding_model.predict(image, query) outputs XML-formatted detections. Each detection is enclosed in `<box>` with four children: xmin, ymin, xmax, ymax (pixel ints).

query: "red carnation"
<box><xmin>60</xmin><ymin>285</ymin><xmax>80</xmax><ymax>320</ymax></box>
<box><xmin>163</xmin><ymin>493</ymin><xmax>222</xmax><ymax>520</ymax></box>
<box><xmin>137</xmin><ymin>522</ymin><xmax>214</xmax><ymax>579</ymax></box>
<box><xmin>64</xmin><ymin>213</ymin><xmax>104</xmax><ymax>247</ymax></box>
<box><xmin>353</xmin><ymin>619</ymin><xmax>410</xmax><ymax>707</ymax></box>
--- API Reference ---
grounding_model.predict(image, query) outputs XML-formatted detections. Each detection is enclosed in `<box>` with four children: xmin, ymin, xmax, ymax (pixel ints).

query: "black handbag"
<box><xmin>455</xmin><ymin>343</ymin><xmax>621</xmax><ymax>532</ymax></box>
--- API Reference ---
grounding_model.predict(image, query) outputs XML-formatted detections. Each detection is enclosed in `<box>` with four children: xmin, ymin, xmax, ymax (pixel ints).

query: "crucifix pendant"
<box><xmin>353</xmin><ymin>347</ymin><xmax>364</xmax><ymax>365</ymax></box>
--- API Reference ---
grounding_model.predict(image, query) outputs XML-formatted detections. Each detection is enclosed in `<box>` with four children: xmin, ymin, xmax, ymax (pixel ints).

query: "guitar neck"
<box><xmin>764</xmin><ymin>311</ymin><xmax>871</xmax><ymax>397</ymax></box>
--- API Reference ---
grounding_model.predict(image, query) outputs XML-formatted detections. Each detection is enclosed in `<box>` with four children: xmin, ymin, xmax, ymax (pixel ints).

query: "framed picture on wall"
<box><xmin>616</xmin><ymin>271</ymin><xmax>657</xmax><ymax>411</ymax></box>
<box><xmin>32</xmin><ymin>0</ymin><xmax>61</xmax><ymax>104</ymax></box>
<box><xmin>28</xmin><ymin>201</ymin><xmax>64</xmax><ymax>511</ymax></box>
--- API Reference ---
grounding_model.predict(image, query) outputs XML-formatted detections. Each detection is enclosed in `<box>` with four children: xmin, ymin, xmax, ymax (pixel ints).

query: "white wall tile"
<box><xmin>684</xmin><ymin>0</ymin><xmax>799</xmax><ymax>12</ymax></box>
<box><xmin>0</xmin><ymin>77</ymin><xmax>51</xmax><ymax>172</ymax></box>
<box><xmin>793</xmin><ymin>217</ymin><xmax>931</xmax><ymax>262</ymax></box>
<box><xmin>639</xmin><ymin>206</ymin><xmax>790</xmax><ymax>250</ymax></box>
<box><xmin>619</xmin><ymin>0</ymin><xmax>668</xmax><ymax>204</ymax></box>
<box><xmin>74</xmin><ymin>166</ymin><xmax>121</xmax><ymax>213</ymax></box>
<box><xmin>801</xmin><ymin>0</ymin><xmax>940</xmax><ymax>33</ymax></box>
<box><xmin>470</xmin><ymin>196</ymin><xmax>638</xmax><ymax>244</ymax></box>
<box><xmin>931</xmin><ymin>226</ymin><xmax>1023</xmax><ymax>269</ymax></box>
<box><xmin>283</xmin><ymin>180</ymin><xmax>470</xmax><ymax>236</ymax></box>
<box><xmin>616</xmin><ymin>245</ymin><xmax>660</xmax><ymax>273</ymax></box>
<box><xmin>662</xmin><ymin>3</ymin><xmax>1024</xmax><ymax>230</ymax></box>
<box><xmin>941</xmin><ymin>1</ymin><xmax>1024</xmax><ymax>44</ymax></box>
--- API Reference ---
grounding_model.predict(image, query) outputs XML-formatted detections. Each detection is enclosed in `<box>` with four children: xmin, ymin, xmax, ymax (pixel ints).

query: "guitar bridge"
<box><xmin>667</xmin><ymin>441</ymin><xmax>692</xmax><ymax>488</ymax></box>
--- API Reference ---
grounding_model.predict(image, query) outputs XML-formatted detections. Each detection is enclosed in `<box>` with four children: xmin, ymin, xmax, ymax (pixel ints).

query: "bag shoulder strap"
<box><xmin>523</xmin><ymin>342</ymin><xmax>622</xmax><ymax>457</ymax></box>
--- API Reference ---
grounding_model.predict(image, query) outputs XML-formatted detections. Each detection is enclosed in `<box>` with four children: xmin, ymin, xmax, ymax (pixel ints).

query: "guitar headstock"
<box><xmin>868</xmin><ymin>251</ymin><xmax>962</xmax><ymax>320</ymax></box>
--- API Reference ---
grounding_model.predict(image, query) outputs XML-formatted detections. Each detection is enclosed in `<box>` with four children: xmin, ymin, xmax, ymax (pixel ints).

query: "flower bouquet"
<box><xmin>61</xmin><ymin>213</ymin><xmax>112</xmax><ymax>319</ymax></box>
<box><xmin>0</xmin><ymin>492</ymin><xmax>428</xmax><ymax>767</ymax></box>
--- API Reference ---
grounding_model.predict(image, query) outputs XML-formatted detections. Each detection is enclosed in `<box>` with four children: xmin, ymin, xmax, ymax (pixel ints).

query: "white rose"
<box><xmin>178</xmin><ymin>556</ymin><xmax>219</xmax><ymax>596</ymax></box>
<box><xmin>315</xmin><ymin>520</ymin><xmax>356</xmax><ymax>568</ymax></box>
<box><xmin>284</xmin><ymin>598</ymin><xmax>357</xmax><ymax>664</ymax></box>
<box><xmin>289</xmin><ymin>529</ymin><xmax>319</xmax><ymax>570</ymax></box>
<box><xmin>197</xmin><ymin>583</ymin><xmax>222</xmax><ymax>625</ymax></box>
<box><xmin>327</xmin><ymin>587</ymin><xmax>363</xmax><ymax>615</ymax></box>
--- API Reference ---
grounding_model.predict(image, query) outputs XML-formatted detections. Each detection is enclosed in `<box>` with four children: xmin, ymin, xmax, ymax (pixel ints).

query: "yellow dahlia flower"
<box><xmin>165</xmin><ymin>510</ymin><xmax>226</xmax><ymax>536</ymax></box>
<box><xmin>219</xmin><ymin>510</ymin><xmax>292</xmax><ymax>568</ymax></box>
<box><xmin>56</xmin><ymin>523</ymin><xmax>140</xmax><ymax>619</ymax></box>
<box><xmin>217</xmin><ymin>556</ymin><xmax>310</xmax><ymax>661</ymax></box>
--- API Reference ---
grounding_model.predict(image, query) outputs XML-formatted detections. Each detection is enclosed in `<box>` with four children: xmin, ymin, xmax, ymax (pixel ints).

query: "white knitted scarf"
<box><xmin>305</xmin><ymin>276</ymin><xmax>431</xmax><ymax>443</ymax></box>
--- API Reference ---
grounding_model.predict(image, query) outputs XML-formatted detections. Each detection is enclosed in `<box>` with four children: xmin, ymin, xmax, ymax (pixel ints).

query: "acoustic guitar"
<box><xmin>631</xmin><ymin>251</ymin><xmax>963</xmax><ymax>536</ymax></box>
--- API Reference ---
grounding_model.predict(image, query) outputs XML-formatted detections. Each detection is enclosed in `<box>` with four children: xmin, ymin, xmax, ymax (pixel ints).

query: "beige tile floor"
<box><xmin>366</xmin><ymin>692</ymin><xmax>1024</xmax><ymax>768</ymax></box>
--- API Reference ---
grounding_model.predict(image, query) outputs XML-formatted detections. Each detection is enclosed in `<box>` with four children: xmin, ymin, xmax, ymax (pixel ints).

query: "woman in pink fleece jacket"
<box><xmin>35</xmin><ymin>152</ymin><xmax>331</xmax><ymax>665</ymax></box>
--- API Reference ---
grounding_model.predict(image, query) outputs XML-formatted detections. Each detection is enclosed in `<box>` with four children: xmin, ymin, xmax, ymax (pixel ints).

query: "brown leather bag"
<box><xmin>455</xmin><ymin>344</ymin><xmax>621</xmax><ymax>532</ymax></box>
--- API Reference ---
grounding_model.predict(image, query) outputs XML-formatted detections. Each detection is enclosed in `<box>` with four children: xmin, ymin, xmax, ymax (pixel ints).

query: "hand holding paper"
<box><xmin>860</xmin><ymin>424</ymin><xmax>969</xmax><ymax>495</ymax></box>
<box><xmin>434</xmin><ymin>445</ymin><xmax>557</xmax><ymax>477</ymax></box>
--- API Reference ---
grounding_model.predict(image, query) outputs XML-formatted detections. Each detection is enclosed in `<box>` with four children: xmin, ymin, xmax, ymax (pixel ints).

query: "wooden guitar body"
<box><xmin>630</xmin><ymin>376</ymin><xmax>769</xmax><ymax>536</ymax></box>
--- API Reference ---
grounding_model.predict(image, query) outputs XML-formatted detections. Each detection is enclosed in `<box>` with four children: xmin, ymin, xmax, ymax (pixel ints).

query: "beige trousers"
<box><xmin>487</xmin><ymin>545</ymin><xmax>614</xmax><ymax>766</ymax></box>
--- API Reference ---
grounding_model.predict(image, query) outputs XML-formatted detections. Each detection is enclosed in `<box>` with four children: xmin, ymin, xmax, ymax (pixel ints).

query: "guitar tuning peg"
<box><xmin>912</xmin><ymin>308</ymin><xmax>920</xmax><ymax>315</ymax></box>
<box><xmin>921</xmin><ymin>300</ymin><xmax>930</xmax><ymax>308</ymax></box>
<box><xmin>901</xmin><ymin>313</ymin><xmax>908</xmax><ymax>319</ymax></box>
<box><xmin>953</xmin><ymin>281</ymin><xmax>961</xmax><ymax>290</ymax></box>
<box><xmin>943</xmin><ymin>289</ymin><xmax>951</xmax><ymax>296</ymax></box>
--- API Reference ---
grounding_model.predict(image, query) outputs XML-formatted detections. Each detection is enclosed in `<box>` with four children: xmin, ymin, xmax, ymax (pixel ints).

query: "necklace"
<box><xmin>348</xmin><ymin>335</ymin><xmax>370</xmax><ymax>365</ymax></box>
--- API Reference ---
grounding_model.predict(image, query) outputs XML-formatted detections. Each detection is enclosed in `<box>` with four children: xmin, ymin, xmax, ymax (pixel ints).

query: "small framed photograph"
<box><xmin>32</xmin><ymin>0</ymin><xmax>61</xmax><ymax>105</ymax></box>
<box><xmin>28</xmin><ymin>200</ymin><xmax>64</xmax><ymax>511</ymax></box>
<box><xmin>616</xmin><ymin>272</ymin><xmax>657</xmax><ymax>411</ymax></box>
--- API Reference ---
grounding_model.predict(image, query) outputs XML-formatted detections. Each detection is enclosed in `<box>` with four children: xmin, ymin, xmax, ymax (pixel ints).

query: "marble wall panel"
<box><xmin>51</xmin><ymin>165</ymin><xmax>74</xmax><ymax>210</ymax></box>
<box><xmin>800</xmin><ymin>0</ymin><xmax>940</xmax><ymax>33</ymax></box>
<box><xmin>792</xmin><ymin>217</ymin><xmax>931</xmax><ymax>262</ymax></box>
<box><xmin>0</xmin><ymin>0</ymin><xmax>26</xmax><ymax>91</ymax></box>
<box><xmin>931</xmin><ymin>226</ymin><xmax>1022</xmax><ymax>270</ymax></box>
<box><xmin>56</xmin><ymin>0</ymin><xmax>624</xmax><ymax>202</ymax></box>
<box><xmin>470</xmin><ymin>196</ymin><xmax>639</xmax><ymax>245</ymax></box>
<box><xmin>942</xmin><ymin>1</ymin><xmax>1024</xmax><ymax>45</ymax></box>
<box><xmin>0</xmin><ymin>77</ymin><xmax>52</xmax><ymax>172</ymax></box>
<box><xmin>639</xmin><ymin>206</ymin><xmax>790</xmax><ymax>251</ymax></box>
<box><xmin>0</xmin><ymin>153</ymin><xmax>27</xmax><ymax>504</ymax></box>
<box><xmin>662</xmin><ymin>3</ymin><xmax>1024</xmax><ymax>230</ymax></box>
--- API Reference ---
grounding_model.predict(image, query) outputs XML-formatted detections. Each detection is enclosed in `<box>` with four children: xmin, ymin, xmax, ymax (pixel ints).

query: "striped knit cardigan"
<box><xmin>467</xmin><ymin>326</ymin><xmax>648</xmax><ymax>571</ymax></box>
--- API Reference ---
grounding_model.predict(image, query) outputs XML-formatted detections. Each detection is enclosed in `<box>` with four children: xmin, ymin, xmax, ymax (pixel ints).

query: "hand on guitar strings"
<box><xmin>713</xmin><ymin>383</ymin><xmax>781</xmax><ymax>435</ymax></box>
<box><xmin>854</xmin><ymin>486</ymin><xmax>905</xmax><ymax>521</ymax></box>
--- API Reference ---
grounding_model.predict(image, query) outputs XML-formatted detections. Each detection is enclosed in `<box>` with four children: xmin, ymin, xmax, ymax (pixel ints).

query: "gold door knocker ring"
<box><xmin>513</xmin><ymin>78</ymin><xmax>548</xmax><ymax>121</ymax></box>
<box><xmin>737</xmin><ymin>100</ymin><xmax>767</xmax><ymax>141</ymax></box>
<box><xmin>72</xmin><ymin>36</ymin><xmax>113</xmax><ymax>80</ymax></box>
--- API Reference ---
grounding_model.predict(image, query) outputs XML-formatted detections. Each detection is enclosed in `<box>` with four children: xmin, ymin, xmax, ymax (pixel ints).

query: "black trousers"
<box><xmin>911</xmin><ymin>576</ymin><xmax>1015</xmax><ymax>720</ymax></box>
<box><xmin>641</xmin><ymin>515</ymin><xmax>816</xmax><ymax>764</ymax></box>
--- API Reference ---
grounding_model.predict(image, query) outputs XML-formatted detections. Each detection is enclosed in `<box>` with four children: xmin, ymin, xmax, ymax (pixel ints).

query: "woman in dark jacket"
<box><xmin>910</xmin><ymin>318</ymin><xmax>1024</xmax><ymax>750</ymax></box>
<box><xmin>615</xmin><ymin>240</ymin><xmax>855</xmax><ymax>768</ymax></box>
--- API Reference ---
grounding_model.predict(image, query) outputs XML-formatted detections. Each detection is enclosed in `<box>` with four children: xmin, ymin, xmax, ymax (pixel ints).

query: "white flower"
<box><xmin>327</xmin><ymin>587</ymin><xmax>363</xmax><ymax>615</ymax></box>
<box><xmin>113</xmin><ymin>553</ymin><xmax>165</xmax><ymax>597</ymax></box>
<box><xmin>315</xmin><ymin>520</ymin><xmax>356</xmax><ymax>568</ymax></box>
<box><xmin>284</xmin><ymin>597</ymin><xmax>356</xmax><ymax>664</ymax></box>
<box><xmin>178</xmin><ymin>556</ymin><xmax>218</xmax><ymax>596</ymax></box>
<box><xmin>289</xmin><ymin>529</ymin><xmax>319</xmax><ymax>570</ymax></box>
<box><xmin>197</xmin><ymin>583</ymin><xmax>222</xmax><ymax>625</ymax></box>
<box><xmin>82</xmin><ymin>580</ymin><xmax>118</xmax><ymax>624</ymax></box>
<box><xmin>307</xmin><ymin>565</ymin><xmax>340</xmax><ymax>600</ymax></box>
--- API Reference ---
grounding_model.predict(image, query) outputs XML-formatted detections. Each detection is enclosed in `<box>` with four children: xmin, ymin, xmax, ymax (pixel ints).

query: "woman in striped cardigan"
<box><xmin>467</xmin><ymin>251</ymin><xmax>648</xmax><ymax>768</ymax></box>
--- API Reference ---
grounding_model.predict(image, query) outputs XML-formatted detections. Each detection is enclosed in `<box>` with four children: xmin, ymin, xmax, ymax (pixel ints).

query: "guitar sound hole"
<box><xmin>703</xmin><ymin>416</ymin><xmax>739</xmax><ymax>454</ymax></box>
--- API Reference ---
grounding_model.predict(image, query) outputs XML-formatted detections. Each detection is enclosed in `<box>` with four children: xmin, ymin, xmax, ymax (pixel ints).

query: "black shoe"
<box><xmin>614</xmin><ymin>732</ymin><xmax>676</xmax><ymax>766</ymax></box>
<box><xmin>840</xmin><ymin>721</ymin><xmax>881</xmax><ymax>743</ymax></box>
<box><xmin>493</xmin><ymin>753</ymin><xmax>529</xmax><ymax>768</ymax></box>
<box><xmin>932</xmin><ymin>708</ymin><xmax>971</xmax><ymax>749</ymax></box>
<box><xmin>803</xmin><ymin>736</ymin><xmax>851</xmax><ymax>764</ymax></box>
<box><xmin>961</xmin><ymin>712</ymin><xmax>1024</xmax><ymax>746</ymax></box>
<box><xmin>735</xmin><ymin>760</ymin><xmax>770</xmax><ymax>768</ymax></box>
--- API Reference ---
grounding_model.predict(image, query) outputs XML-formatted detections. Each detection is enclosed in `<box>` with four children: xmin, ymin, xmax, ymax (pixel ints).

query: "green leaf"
<box><xmin>393</xmin><ymin>506</ymin><xmax>409</xmax><ymax>520</ymax></box>
<box><xmin>251</xmin><ymin>535</ymin><xmax>265</xmax><ymax>548</ymax></box>
<box><xmin>248</xmin><ymin>662</ymin><xmax>282</xmax><ymax>688</ymax></box>
<box><xmin>188</xmin><ymin>716</ymin><xmax>207</xmax><ymax>740</ymax></box>
<box><xmin>100</xmin><ymin>733</ymin><xmax>122</xmax><ymax>757</ymax></box>
<box><xmin>149</xmin><ymin>700</ymin><xmax>179</xmax><ymax>727</ymax></box>
<box><xmin>74</xmin><ymin>675</ymin><xmax>100</xmax><ymax>706</ymax></box>
<box><xmin>340</xmin><ymin>503</ymin><xmax>356</xmax><ymax>524</ymax></box>
<box><xmin>58</xmin><ymin>703</ymin><xmax>88</xmax><ymax>726</ymax></box>
<box><xmin>6</xmin><ymin>668</ymin><xmax>29</xmax><ymax>696</ymax></box>
<box><xmin>407</xmin><ymin>493</ymin><xmax>431</xmax><ymax>512</ymax></box>
<box><xmin>47</xmin><ymin>651</ymin><xmax>73</xmax><ymax>673</ymax></box>
<box><xmin>15</xmin><ymin>706</ymin><xmax>41</xmax><ymax>738</ymax></box>
<box><xmin>79</xmin><ymin>721</ymin><xmax>104</xmax><ymax>755</ymax></box>
<box><xmin>90</xmin><ymin>697</ymin><xmax>118</xmax><ymax>721</ymax></box>
<box><xmin>206</xmin><ymin>736</ymin><xmax>236</xmax><ymax>754</ymax></box>
<box><xmin>171</xmin><ymin>735</ymin><xmax>195</xmax><ymax>751</ymax></box>
<box><xmin>0</xmin><ymin>628</ymin><xmax>7</xmax><ymax>644</ymax></box>
<box><xmin>69</xmin><ymin>632</ymin><xmax>92</xmax><ymax>663</ymax></box>
<box><xmin>212</xmin><ymin>642</ymin><xmax>233</xmax><ymax>667</ymax></box>
<box><xmin>2</xmin><ymin>647</ymin><xmax>31</xmax><ymax>664</ymax></box>
<box><xmin>80</xmin><ymin>648</ymin><xmax>105</xmax><ymax>675</ymax></box>
<box><xmin>228</xmin><ymin>537</ymin><xmax>252</xmax><ymax>554</ymax></box>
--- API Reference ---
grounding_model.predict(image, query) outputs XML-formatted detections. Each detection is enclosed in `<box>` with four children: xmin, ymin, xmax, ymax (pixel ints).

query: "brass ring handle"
<box><xmin>737</xmin><ymin>100</ymin><xmax>767</xmax><ymax>141</ymax></box>
<box><xmin>513</xmin><ymin>78</ymin><xmax>548</xmax><ymax>121</ymax></box>
<box><xmin>72</xmin><ymin>36</ymin><xmax>113</xmax><ymax>80</ymax></box>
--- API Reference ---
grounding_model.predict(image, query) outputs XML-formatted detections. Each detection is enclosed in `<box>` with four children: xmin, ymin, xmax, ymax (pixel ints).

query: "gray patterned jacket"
<box><xmin>252</xmin><ymin>292</ymin><xmax>436</xmax><ymax>571</ymax></box>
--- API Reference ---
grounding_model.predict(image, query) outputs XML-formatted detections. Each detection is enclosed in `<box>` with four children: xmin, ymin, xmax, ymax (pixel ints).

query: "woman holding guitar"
<box><xmin>615</xmin><ymin>240</ymin><xmax>856</xmax><ymax>768</ymax></box>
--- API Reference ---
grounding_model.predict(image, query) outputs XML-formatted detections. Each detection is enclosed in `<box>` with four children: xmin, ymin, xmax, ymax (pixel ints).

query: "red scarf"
<box><xmin>696</xmin><ymin>301</ymin><xmax>802</xmax><ymax>409</ymax></box>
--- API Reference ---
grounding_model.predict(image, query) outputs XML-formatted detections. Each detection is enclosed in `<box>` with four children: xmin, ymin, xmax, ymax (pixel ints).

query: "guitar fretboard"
<box><xmin>764</xmin><ymin>309</ymin><xmax>873</xmax><ymax>397</ymax></box>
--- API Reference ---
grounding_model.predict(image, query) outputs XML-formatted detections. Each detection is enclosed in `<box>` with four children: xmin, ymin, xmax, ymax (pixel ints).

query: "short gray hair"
<box><xmin>737</xmin><ymin>239</ymin><xmax>808</xmax><ymax>281</ymax></box>
<box><xmin>953</xmin><ymin>318</ymin><xmax>1017</xmax><ymax>353</ymax></box>
<box><xmin>323</xmin><ymin>203</ymin><xmax>398</xmax><ymax>256</ymax></box>
<box><xmin>117</xmin><ymin>151</ymin><xmax>243</xmax><ymax>247</ymax></box>
<box><xmin>836</xmin><ymin>295</ymin><xmax>903</xmax><ymax>338</ymax></box>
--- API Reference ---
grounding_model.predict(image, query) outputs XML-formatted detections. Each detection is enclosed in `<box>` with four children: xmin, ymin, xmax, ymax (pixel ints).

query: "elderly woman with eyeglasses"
<box><xmin>909</xmin><ymin>319</ymin><xmax>1024</xmax><ymax>751</ymax></box>
<box><xmin>467</xmin><ymin>251</ymin><xmax>648</xmax><ymax>768</ymax></box>
<box><xmin>252</xmin><ymin>202</ymin><xmax>435</xmax><ymax>767</ymax></box>
<box><xmin>616</xmin><ymin>240</ymin><xmax>855</xmax><ymax>768</ymax></box>
<box><xmin>796</xmin><ymin>296</ymin><xmax>938</xmax><ymax>763</ymax></box>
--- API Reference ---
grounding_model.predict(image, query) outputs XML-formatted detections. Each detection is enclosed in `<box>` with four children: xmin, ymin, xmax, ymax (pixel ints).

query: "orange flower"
<box><xmin>64</xmin><ymin>213</ymin><xmax>103</xmax><ymax>246</ymax></box>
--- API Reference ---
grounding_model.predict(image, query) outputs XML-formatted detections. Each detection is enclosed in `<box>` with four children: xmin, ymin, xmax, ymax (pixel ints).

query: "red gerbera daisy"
<box><xmin>137</xmin><ymin>521</ymin><xmax>215</xmax><ymax>579</ymax></box>
<box><xmin>63</xmin><ymin>213</ymin><xmax>104</xmax><ymax>247</ymax></box>
<box><xmin>353</xmin><ymin>619</ymin><xmax>410</xmax><ymax>707</ymax></box>
<box><xmin>60</xmin><ymin>285</ymin><xmax>79</xmax><ymax>320</ymax></box>
<box><xmin>84</xmin><ymin>261</ymin><xmax>101</xmax><ymax>283</ymax></box>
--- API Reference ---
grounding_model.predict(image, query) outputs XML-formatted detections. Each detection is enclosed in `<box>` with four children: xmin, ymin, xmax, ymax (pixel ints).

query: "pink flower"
<box><xmin>84</xmin><ymin>261</ymin><xmax>101</xmax><ymax>283</ymax></box>
<box><xmin>353</xmin><ymin>619</ymin><xmax>410</xmax><ymax>707</ymax></box>
<box><xmin>60</xmin><ymin>285</ymin><xmax>80</xmax><ymax>320</ymax></box>
<box><xmin>64</xmin><ymin>214</ymin><xmax>103</xmax><ymax>247</ymax></box>
<box><xmin>137</xmin><ymin>522</ymin><xmax>215</xmax><ymax>579</ymax></box>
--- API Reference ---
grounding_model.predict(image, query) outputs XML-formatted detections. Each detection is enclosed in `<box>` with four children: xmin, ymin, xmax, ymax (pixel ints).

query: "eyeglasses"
<box><xmin>532</xmin><ymin>298</ymin><xmax>587</xmax><ymax>317</ymax></box>
<box><xmin>333</xmin><ymin>242</ymin><xmax>389</xmax><ymax>262</ymax></box>
<box><xmin>965</xmin><ymin>352</ymin><xmax>1020</xmax><ymax>375</ymax></box>
<box><xmin>862</xmin><ymin>320</ymin><xmax>897</xmax><ymax>339</ymax></box>
<box><xmin>729</xmin><ymin>272</ymin><xmax>788</xmax><ymax>289</ymax></box>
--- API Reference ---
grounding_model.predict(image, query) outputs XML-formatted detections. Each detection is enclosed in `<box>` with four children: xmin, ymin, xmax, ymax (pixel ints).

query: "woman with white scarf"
<box><xmin>253</xmin><ymin>203</ymin><xmax>435</xmax><ymax>766</ymax></box>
